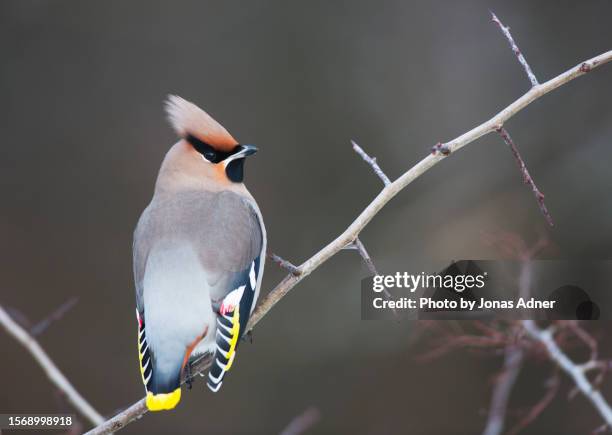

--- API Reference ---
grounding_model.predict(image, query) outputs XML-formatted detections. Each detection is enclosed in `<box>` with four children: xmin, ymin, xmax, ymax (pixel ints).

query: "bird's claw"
<box><xmin>241</xmin><ymin>330</ymin><xmax>254</xmax><ymax>344</ymax></box>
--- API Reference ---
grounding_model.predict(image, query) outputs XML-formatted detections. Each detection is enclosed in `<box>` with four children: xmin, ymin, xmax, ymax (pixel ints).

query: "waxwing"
<box><xmin>133</xmin><ymin>95</ymin><xmax>266</xmax><ymax>411</ymax></box>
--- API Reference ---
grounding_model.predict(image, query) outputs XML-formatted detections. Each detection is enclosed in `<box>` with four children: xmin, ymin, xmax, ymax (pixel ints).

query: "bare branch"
<box><xmin>86</xmin><ymin>399</ymin><xmax>147</xmax><ymax>435</ymax></box>
<box><xmin>249</xmin><ymin>48</ymin><xmax>612</xmax><ymax>336</ymax></box>
<box><xmin>491</xmin><ymin>12</ymin><xmax>539</xmax><ymax>87</ymax></box>
<box><xmin>482</xmin><ymin>344</ymin><xmax>525</xmax><ymax>435</ymax></box>
<box><xmin>268</xmin><ymin>252</ymin><xmax>302</xmax><ymax>276</ymax></box>
<box><xmin>496</xmin><ymin>127</ymin><xmax>553</xmax><ymax>226</ymax></box>
<box><xmin>279</xmin><ymin>406</ymin><xmax>321</xmax><ymax>435</ymax></box>
<box><xmin>86</xmin><ymin>45</ymin><xmax>612</xmax><ymax>435</ymax></box>
<box><xmin>522</xmin><ymin>320</ymin><xmax>612</xmax><ymax>426</ymax></box>
<box><xmin>0</xmin><ymin>304</ymin><xmax>105</xmax><ymax>426</ymax></box>
<box><xmin>351</xmin><ymin>140</ymin><xmax>391</xmax><ymax>186</ymax></box>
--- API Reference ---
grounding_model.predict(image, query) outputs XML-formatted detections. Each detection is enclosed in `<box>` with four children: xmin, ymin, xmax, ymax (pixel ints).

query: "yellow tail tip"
<box><xmin>146</xmin><ymin>388</ymin><xmax>181</xmax><ymax>411</ymax></box>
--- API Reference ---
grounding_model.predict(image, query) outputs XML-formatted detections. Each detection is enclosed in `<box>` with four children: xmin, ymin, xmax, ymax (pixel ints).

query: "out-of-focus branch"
<box><xmin>0</xmin><ymin>304</ymin><xmax>105</xmax><ymax>427</ymax></box>
<box><xmin>31</xmin><ymin>297</ymin><xmax>79</xmax><ymax>336</ymax></box>
<box><xmin>522</xmin><ymin>320</ymin><xmax>612</xmax><ymax>427</ymax></box>
<box><xmin>482</xmin><ymin>344</ymin><xmax>525</xmax><ymax>435</ymax></box>
<box><xmin>482</xmin><ymin>253</ymin><xmax>532</xmax><ymax>435</ymax></box>
<box><xmin>86</xmin><ymin>17</ymin><xmax>612</xmax><ymax>434</ymax></box>
<box><xmin>279</xmin><ymin>406</ymin><xmax>321</xmax><ymax>435</ymax></box>
<box><xmin>507</xmin><ymin>372</ymin><xmax>560</xmax><ymax>435</ymax></box>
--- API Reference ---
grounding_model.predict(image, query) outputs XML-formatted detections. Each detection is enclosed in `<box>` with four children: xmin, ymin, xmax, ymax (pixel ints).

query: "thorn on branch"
<box><xmin>491</xmin><ymin>11</ymin><xmax>540</xmax><ymax>87</ymax></box>
<box><xmin>495</xmin><ymin>127</ymin><xmax>554</xmax><ymax>227</ymax></box>
<box><xmin>268</xmin><ymin>253</ymin><xmax>302</xmax><ymax>276</ymax></box>
<box><xmin>431</xmin><ymin>142</ymin><xmax>451</xmax><ymax>156</ymax></box>
<box><xmin>351</xmin><ymin>140</ymin><xmax>392</xmax><ymax>186</ymax></box>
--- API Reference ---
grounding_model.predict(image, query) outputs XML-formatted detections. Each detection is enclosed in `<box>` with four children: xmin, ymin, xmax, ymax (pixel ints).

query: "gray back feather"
<box><xmin>133</xmin><ymin>190</ymin><xmax>263</xmax><ymax>312</ymax></box>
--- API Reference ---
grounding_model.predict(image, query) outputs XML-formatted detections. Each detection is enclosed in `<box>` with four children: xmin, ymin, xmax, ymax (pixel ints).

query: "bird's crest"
<box><xmin>165</xmin><ymin>95</ymin><xmax>238</xmax><ymax>152</ymax></box>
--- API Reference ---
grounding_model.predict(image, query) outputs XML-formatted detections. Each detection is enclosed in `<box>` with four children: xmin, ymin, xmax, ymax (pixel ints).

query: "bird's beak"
<box><xmin>236</xmin><ymin>144</ymin><xmax>258</xmax><ymax>158</ymax></box>
<box><xmin>223</xmin><ymin>144</ymin><xmax>258</xmax><ymax>167</ymax></box>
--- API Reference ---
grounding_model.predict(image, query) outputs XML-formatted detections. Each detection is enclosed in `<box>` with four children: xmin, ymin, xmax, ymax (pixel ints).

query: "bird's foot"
<box><xmin>242</xmin><ymin>330</ymin><xmax>253</xmax><ymax>344</ymax></box>
<box><xmin>184</xmin><ymin>363</ymin><xmax>193</xmax><ymax>390</ymax></box>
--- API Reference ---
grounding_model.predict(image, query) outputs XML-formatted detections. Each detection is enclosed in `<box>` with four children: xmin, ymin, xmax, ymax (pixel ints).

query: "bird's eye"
<box><xmin>204</xmin><ymin>151</ymin><xmax>216</xmax><ymax>162</ymax></box>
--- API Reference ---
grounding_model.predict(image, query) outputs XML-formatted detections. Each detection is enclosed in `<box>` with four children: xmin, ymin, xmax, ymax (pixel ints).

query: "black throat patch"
<box><xmin>226</xmin><ymin>158</ymin><xmax>245</xmax><ymax>183</ymax></box>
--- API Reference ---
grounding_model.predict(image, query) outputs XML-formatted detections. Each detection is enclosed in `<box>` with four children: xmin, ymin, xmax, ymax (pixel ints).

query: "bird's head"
<box><xmin>162</xmin><ymin>95</ymin><xmax>258</xmax><ymax>185</ymax></box>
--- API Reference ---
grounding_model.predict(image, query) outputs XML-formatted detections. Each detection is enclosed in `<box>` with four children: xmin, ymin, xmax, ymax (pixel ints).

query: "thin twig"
<box><xmin>86</xmin><ymin>46</ymin><xmax>612</xmax><ymax>435</ymax></box>
<box><xmin>522</xmin><ymin>320</ymin><xmax>612</xmax><ymax>426</ymax></box>
<box><xmin>351</xmin><ymin>140</ymin><xmax>391</xmax><ymax>186</ymax></box>
<box><xmin>31</xmin><ymin>297</ymin><xmax>79</xmax><ymax>336</ymax></box>
<box><xmin>0</xmin><ymin>305</ymin><xmax>104</xmax><ymax>426</ymax></box>
<box><xmin>268</xmin><ymin>253</ymin><xmax>302</xmax><ymax>276</ymax></box>
<box><xmin>496</xmin><ymin>127</ymin><xmax>554</xmax><ymax>226</ymax></box>
<box><xmin>491</xmin><ymin>12</ymin><xmax>539</xmax><ymax>87</ymax></box>
<box><xmin>347</xmin><ymin>237</ymin><xmax>398</xmax><ymax>317</ymax></box>
<box><xmin>351</xmin><ymin>237</ymin><xmax>379</xmax><ymax>276</ymax></box>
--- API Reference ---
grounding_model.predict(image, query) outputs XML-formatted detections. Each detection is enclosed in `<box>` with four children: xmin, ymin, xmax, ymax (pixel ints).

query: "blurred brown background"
<box><xmin>1</xmin><ymin>1</ymin><xmax>611</xmax><ymax>434</ymax></box>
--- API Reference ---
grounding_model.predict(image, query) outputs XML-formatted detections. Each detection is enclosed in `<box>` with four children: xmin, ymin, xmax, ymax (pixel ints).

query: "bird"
<box><xmin>132</xmin><ymin>95</ymin><xmax>266</xmax><ymax>411</ymax></box>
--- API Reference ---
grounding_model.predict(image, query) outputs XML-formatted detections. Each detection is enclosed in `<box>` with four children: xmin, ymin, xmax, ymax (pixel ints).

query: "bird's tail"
<box><xmin>137</xmin><ymin>310</ymin><xmax>181</xmax><ymax>411</ymax></box>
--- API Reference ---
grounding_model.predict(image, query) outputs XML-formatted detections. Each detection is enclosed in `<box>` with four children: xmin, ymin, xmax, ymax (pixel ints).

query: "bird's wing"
<box><xmin>200</xmin><ymin>191</ymin><xmax>264</xmax><ymax>392</ymax></box>
<box><xmin>206</xmin><ymin>253</ymin><xmax>263</xmax><ymax>392</ymax></box>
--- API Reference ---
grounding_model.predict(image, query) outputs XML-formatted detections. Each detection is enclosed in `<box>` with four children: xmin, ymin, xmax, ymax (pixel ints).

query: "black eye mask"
<box><xmin>186</xmin><ymin>134</ymin><xmax>237</xmax><ymax>163</ymax></box>
<box><xmin>186</xmin><ymin>134</ymin><xmax>247</xmax><ymax>183</ymax></box>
